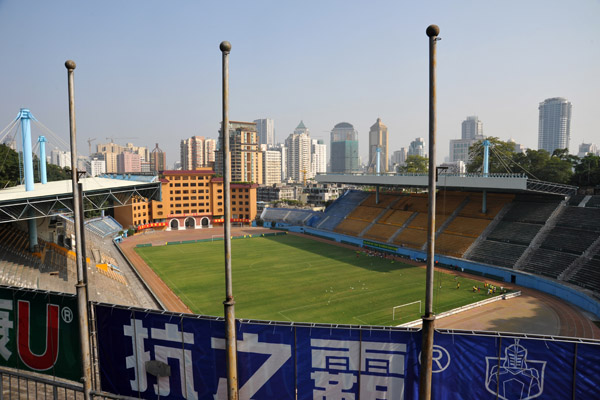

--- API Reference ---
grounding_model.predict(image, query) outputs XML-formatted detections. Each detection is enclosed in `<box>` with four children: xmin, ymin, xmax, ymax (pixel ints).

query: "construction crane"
<box><xmin>87</xmin><ymin>138</ymin><xmax>96</xmax><ymax>155</ymax></box>
<box><xmin>301</xmin><ymin>169</ymin><xmax>307</xmax><ymax>186</ymax></box>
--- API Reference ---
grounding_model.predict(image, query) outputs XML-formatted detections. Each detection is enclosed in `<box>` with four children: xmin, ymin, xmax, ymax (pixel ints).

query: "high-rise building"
<box><xmin>262</xmin><ymin>148</ymin><xmax>282</xmax><ymax>186</ymax></box>
<box><xmin>368</xmin><ymin>118</ymin><xmax>389</xmax><ymax>173</ymax></box>
<box><xmin>50</xmin><ymin>148</ymin><xmax>71</xmax><ymax>168</ymax></box>
<box><xmin>274</xmin><ymin>143</ymin><xmax>287</xmax><ymax>181</ymax></box>
<box><xmin>392</xmin><ymin>148</ymin><xmax>408</xmax><ymax>166</ymax></box>
<box><xmin>150</xmin><ymin>143</ymin><xmax>166</xmax><ymax>174</ymax></box>
<box><xmin>408</xmin><ymin>138</ymin><xmax>426</xmax><ymax>157</ymax></box>
<box><xmin>538</xmin><ymin>97</ymin><xmax>572</xmax><ymax>154</ymax></box>
<box><xmin>578</xmin><ymin>143</ymin><xmax>598</xmax><ymax>157</ymax></box>
<box><xmin>462</xmin><ymin>116</ymin><xmax>483</xmax><ymax>140</ymax></box>
<box><xmin>90</xmin><ymin>157</ymin><xmax>106</xmax><ymax>177</ymax></box>
<box><xmin>117</xmin><ymin>151</ymin><xmax>141</xmax><ymax>173</ymax></box>
<box><xmin>95</xmin><ymin>141</ymin><xmax>148</xmax><ymax>173</ymax></box>
<box><xmin>330</xmin><ymin>122</ymin><xmax>359</xmax><ymax>174</ymax></box>
<box><xmin>254</xmin><ymin>118</ymin><xmax>275</xmax><ymax>148</ymax></box>
<box><xmin>285</xmin><ymin>122</ymin><xmax>312</xmax><ymax>182</ymax></box>
<box><xmin>180</xmin><ymin>136</ymin><xmax>205</xmax><ymax>170</ymax></box>
<box><xmin>204</xmin><ymin>139</ymin><xmax>216</xmax><ymax>166</ymax></box>
<box><xmin>215</xmin><ymin>121</ymin><xmax>263</xmax><ymax>184</ymax></box>
<box><xmin>311</xmin><ymin>139</ymin><xmax>327</xmax><ymax>177</ymax></box>
<box><xmin>449</xmin><ymin>116</ymin><xmax>485</xmax><ymax>163</ymax></box>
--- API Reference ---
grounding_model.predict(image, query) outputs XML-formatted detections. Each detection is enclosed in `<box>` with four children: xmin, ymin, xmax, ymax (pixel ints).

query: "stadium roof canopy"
<box><xmin>315</xmin><ymin>172</ymin><xmax>577</xmax><ymax>196</ymax></box>
<box><xmin>0</xmin><ymin>177</ymin><xmax>161</xmax><ymax>224</ymax></box>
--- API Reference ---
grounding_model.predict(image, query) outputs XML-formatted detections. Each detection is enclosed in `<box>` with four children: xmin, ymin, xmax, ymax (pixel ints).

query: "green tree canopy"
<box><xmin>466</xmin><ymin>139</ymin><xmax>574</xmax><ymax>184</ymax></box>
<box><xmin>0</xmin><ymin>144</ymin><xmax>71</xmax><ymax>188</ymax></box>
<box><xmin>398</xmin><ymin>155</ymin><xmax>428</xmax><ymax>173</ymax></box>
<box><xmin>572</xmin><ymin>154</ymin><xmax>600</xmax><ymax>187</ymax></box>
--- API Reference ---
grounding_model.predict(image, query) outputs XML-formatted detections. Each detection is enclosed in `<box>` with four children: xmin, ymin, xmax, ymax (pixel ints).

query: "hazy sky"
<box><xmin>1</xmin><ymin>0</ymin><xmax>598</xmax><ymax>167</ymax></box>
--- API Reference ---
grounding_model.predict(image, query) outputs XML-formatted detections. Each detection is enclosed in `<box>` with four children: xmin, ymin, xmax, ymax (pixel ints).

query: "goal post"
<box><xmin>392</xmin><ymin>300</ymin><xmax>422</xmax><ymax>320</ymax></box>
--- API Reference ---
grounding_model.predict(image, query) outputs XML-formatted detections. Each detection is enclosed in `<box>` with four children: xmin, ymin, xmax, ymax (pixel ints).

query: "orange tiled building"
<box><xmin>114</xmin><ymin>169</ymin><xmax>258</xmax><ymax>232</ymax></box>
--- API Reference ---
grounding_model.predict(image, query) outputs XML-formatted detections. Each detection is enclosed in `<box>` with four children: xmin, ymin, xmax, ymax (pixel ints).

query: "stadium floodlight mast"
<box><xmin>220</xmin><ymin>40</ymin><xmax>239</xmax><ymax>400</ymax></box>
<box><xmin>65</xmin><ymin>59</ymin><xmax>93</xmax><ymax>400</ymax></box>
<box><xmin>419</xmin><ymin>24</ymin><xmax>440</xmax><ymax>400</ymax></box>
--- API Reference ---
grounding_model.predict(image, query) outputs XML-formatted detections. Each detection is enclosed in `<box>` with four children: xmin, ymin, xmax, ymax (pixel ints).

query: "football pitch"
<box><xmin>135</xmin><ymin>234</ymin><xmax>497</xmax><ymax>325</ymax></box>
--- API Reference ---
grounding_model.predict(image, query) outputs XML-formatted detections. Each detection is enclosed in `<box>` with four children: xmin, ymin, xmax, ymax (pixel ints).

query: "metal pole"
<box><xmin>65</xmin><ymin>60</ymin><xmax>92</xmax><ymax>400</ymax></box>
<box><xmin>419</xmin><ymin>24</ymin><xmax>440</xmax><ymax>400</ymax></box>
<box><xmin>220</xmin><ymin>41</ymin><xmax>239</xmax><ymax>400</ymax></box>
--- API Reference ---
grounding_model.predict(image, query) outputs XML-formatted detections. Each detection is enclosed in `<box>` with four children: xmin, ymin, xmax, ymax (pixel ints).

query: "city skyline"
<box><xmin>0</xmin><ymin>1</ymin><xmax>598</xmax><ymax>167</ymax></box>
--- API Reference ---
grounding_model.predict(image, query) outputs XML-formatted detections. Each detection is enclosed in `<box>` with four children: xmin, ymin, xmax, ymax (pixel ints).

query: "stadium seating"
<box><xmin>468</xmin><ymin>240</ymin><xmax>528</xmax><ymax>269</ymax></box>
<box><xmin>458</xmin><ymin>193</ymin><xmax>514</xmax><ymax>219</ymax></box>
<box><xmin>557</xmin><ymin>207</ymin><xmax>600</xmax><ymax>232</ymax></box>
<box><xmin>334</xmin><ymin>219</ymin><xmax>371</xmax><ymax>237</ymax></box>
<box><xmin>444</xmin><ymin>216</ymin><xmax>491</xmax><ymax>238</ymax></box>
<box><xmin>486</xmin><ymin>221</ymin><xmax>542</xmax><ymax>246</ymax></box>
<box><xmin>347</xmin><ymin>205</ymin><xmax>385</xmax><ymax>222</ymax></box>
<box><xmin>521</xmin><ymin>248</ymin><xmax>579</xmax><ymax>279</ymax></box>
<box><xmin>568</xmin><ymin>257</ymin><xmax>600</xmax><ymax>293</ymax></box>
<box><xmin>85</xmin><ymin>216</ymin><xmax>123</xmax><ymax>238</ymax></box>
<box><xmin>393</xmin><ymin>227</ymin><xmax>428</xmax><ymax>249</ymax></box>
<box><xmin>378</xmin><ymin>210</ymin><xmax>414</xmax><ymax>226</ymax></box>
<box><xmin>568</xmin><ymin>194</ymin><xmax>586</xmax><ymax>206</ymax></box>
<box><xmin>435</xmin><ymin>233</ymin><xmax>477</xmax><ymax>258</ymax></box>
<box><xmin>586</xmin><ymin>195</ymin><xmax>600</xmax><ymax>208</ymax></box>
<box><xmin>540</xmin><ymin>227</ymin><xmax>598</xmax><ymax>255</ymax></box>
<box><xmin>363</xmin><ymin>223</ymin><xmax>400</xmax><ymax>243</ymax></box>
<box><xmin>311</xmin><ymin>190</ymin><xmax>371</xmax><ymax>230</ymax></box>
<box><xmin>360</xmin><ymin>194</ymin><xmax>399</xmax><ymax>208</ymax></box>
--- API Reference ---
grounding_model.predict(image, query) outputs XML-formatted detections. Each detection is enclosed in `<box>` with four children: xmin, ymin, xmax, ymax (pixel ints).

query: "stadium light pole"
<box><xmin>419</xmin><ymin>24</ymin><xmax>440</xmax><ymax>400</ymax></box>
<box><xmin>65</xmin><ymin>59</ymin><xmax>93</xmax><ymax>400</ymax></box>
<box><xmin>220</xmin><ymin>41</ymin><xmax>239</xmax><ymax>400</ymax></box>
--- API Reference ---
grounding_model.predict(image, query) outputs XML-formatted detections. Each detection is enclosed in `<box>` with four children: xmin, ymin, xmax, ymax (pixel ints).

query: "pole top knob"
<box><xmin>426</xmin><ymin>25</ymin><xmax>440</xmax><ymax>37</ymax></box>
<box><xmin>219</xmin><ymin>41</ymin><xmax>232</xmax><ymax>53</ymax></box>
<box><xmin>65</xmin><ymin>60</ymin><xmax>76</xmax><ymax>70</ymax></box>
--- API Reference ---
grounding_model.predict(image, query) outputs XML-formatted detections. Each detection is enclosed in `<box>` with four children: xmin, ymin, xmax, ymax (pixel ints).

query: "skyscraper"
<box><xmin>538</xmin><ymin>97</ymin><xmax>572</xmax><ymax>154</ymax></box>
<box><xmin>408</xmin><ymin>138</ymin><xmax>425</xmax><ymax>157</ymax></box>
<box><xmin>368</xmin><ymin>118</ymin><xmax>389</xmax><ymax>173</ymax></box>
<box><xmin>285</xmin><ymin>122</ymin><xmax>312</xmax><ymax>182</ymax></box>
<box><xmin>215</xmin><ymin>121</ymin><xmax>263</xmax><ymax>184</ymax></box>
<box><xmin>330</xmin><ymin>122</ymin><xmax>359</xmax><ymax>174</ymax></box>
<box><xmin>254</xmin><ymin>118</ymin><xmax>275</xmax><ymax>148</ymax></box>
<box><xmin>462</xmin><ymin>116</ymin><xmax>483</xmax><ymax>139</ymax></box>
<box><xmin>311</xmin><ymin>139</ymin><xmax>327</xmax><ymax>176</ymax></box>
<box><xmin>150</xmin><ymin>143</ymin><xmax>166</xmax><ymax>173</ymax></box>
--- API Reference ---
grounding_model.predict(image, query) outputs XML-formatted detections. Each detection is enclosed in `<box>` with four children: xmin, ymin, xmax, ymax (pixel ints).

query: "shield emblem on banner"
<box><xmin>484</xmin><ymin>340</ymin><xmax>546</xmax><ymax>400</ymax></box>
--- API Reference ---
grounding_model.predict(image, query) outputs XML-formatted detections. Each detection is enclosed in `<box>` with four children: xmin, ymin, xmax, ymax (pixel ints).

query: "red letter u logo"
<box><xmin>17</xmin><ymin>301</ymin><xmax>59</xmax><ymax>371</ymax></box>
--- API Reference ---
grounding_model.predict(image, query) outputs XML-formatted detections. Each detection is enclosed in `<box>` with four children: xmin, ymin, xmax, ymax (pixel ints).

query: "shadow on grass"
<box><xmin>260</xmin><ymin>234</ymin><xmax>416</xmax><ymax>273</ymax></box>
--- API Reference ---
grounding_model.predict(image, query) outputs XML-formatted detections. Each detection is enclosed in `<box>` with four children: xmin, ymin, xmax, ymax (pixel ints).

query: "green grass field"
<box><xmin>135</xmin><ymin>234</ymin><xmax>499</xmax><ymax>325</ymax></box>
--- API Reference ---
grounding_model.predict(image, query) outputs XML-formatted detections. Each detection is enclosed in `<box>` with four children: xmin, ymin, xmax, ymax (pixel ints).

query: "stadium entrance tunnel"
<box><xmin>201</xmin><ymin>217</ymin><xmax>209</xmax><ymax>227</ymax></box>
<box><xmin>185</xmin><ymin>217</ymin><xmax>196</xmax><ymax>229</ymax></box>
<box><xmin>169</xmin><ymin>219</ymin><xmax>179</xmax><ymax>231</ymax></box>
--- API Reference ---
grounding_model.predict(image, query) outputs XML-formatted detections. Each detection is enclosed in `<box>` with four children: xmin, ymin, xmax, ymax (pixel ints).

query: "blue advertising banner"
<box><xmin>96</xmin><ymin>304</ymin><xmax>600</xmax><ymax>400</ymax></box>
<box><xmin>96</xmin><ymin>305</ymin><xmax>295</xmax><ymax>399</ymax></box>
<box><xmin>296</xmin><ymin>325</ymin><xmax>419</xmax><ymax>399</ymax></box>
<box><xmin>575</xmin><ymin>342</ymin><xmax>600</xmax><ymax>398</ymax></box>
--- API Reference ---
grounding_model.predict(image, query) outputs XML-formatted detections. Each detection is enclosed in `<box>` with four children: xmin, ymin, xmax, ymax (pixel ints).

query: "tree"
<box><xmin>466</xmin><ymin>137</ymin><xmax>516</xmax><ymax>173</ymax></box>
<box><xmin>398</xmin><ymin>155</ymin><xmax>428</xmax><ymax>173</ymax></box>
<box><xmin>0</xmin><ymin>144</ymin><xmax>72</xmax><ymax>187</ymax></box>
<box><xmin>512</xmin><ymin>149</ymin><xmax>573</xmax><ymax>184</ymax></box>
<box><xmin>572</xmin><ymin>154</ymin><xmax>600</xmax><ymax>187</ymax></box>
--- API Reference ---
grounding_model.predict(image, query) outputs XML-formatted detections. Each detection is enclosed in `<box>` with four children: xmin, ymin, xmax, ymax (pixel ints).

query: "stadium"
<box><xmin>1</xmin><ymin>157</ymin><xmax>600</xmax><ymax>398</ymax></box>
<box><xmin>0</xmin><ymin>24</ymin><xmax>598</xmax><ymax>400</ymax></box>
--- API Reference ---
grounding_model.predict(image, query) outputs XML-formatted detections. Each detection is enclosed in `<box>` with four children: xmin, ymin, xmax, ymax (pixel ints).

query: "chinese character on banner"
<box><xmin>0</xmin><ymin>299</ymin><xmax>13</xmax><ymax>361</ymax></box>
<box><xmin>309</xmin><ymin>338</ymin><xmax>406</xmax><ymax>399</ymax></box>
<box><xmin>123</xmin><ymin>318</ymin><xmax>198</xmax><ymax>399</ymax></box>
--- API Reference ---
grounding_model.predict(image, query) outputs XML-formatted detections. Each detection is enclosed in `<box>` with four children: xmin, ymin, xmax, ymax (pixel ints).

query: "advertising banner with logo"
<box><xmin>0</xmin><ymin>287</ymin><xmax>81</xmax><ymax>381</ymax></box>
<box><xmin>95</xmin><ymin>304</ymin><xmax>600</xmax><ymax>399</ymax></box>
